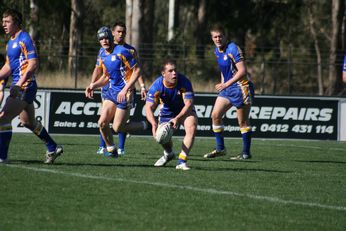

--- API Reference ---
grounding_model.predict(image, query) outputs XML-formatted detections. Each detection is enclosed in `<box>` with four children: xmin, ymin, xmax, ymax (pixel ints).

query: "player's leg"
<box><xmin>112</xmin><ymin>107</ymin><xmax>147</xmax><ymax>134</ymax></box>
<box><xmin>98</xmin><ymin>100</ymin><xmax>117</xmax><ymax>157</ymax></box>
<box><xmin>204</xmin><ymin>96</ymin><xmax>232</xmax><ymax>158</ymax></box>
<box><xmin>176</xmin><ymin>112</ymin><xmax>197</xmax><ymax>170</ymax></box>
<box><xmin>97</xmin><ymin>98</ymin><xmax>106</xmax><ymax>155</ymax></box>
<box><xmin>20</xmin><ymin>104</ymin><xmax>63</xmax><ymax>164</ymax></box>
<box><xmin>0</xmin><ymin>97</ymin><xmax>25</xmax><ymax>162</ymax></box>
<box><xmin>230</xmin><ymin>104</ymin><xmax>253</xmax><ymax>160</ymax></box>
<box><xmin>154</xmin><ymin>139</ymin><xmax>175</xmax><ymax>167</ymax></box>
<box><xmin>116</xmin><ymin>89</ymin><xmax>135</xmax><ymax>156</ymax></box>
<box><xmin>152</xmin><ymin>115</ymin><xmax>174</xmax><ymax>167</ymax></box>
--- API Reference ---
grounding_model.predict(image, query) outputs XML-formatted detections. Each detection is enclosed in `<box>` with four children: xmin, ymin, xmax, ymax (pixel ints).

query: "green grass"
<box><xmin>1</xmin><ymin>134</ymin><xmax>346</xmax><ymax>230</ymax></box>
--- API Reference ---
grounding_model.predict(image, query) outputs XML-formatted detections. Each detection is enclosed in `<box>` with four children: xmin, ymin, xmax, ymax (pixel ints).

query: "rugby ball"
<box><xmin>155</xmin><ymin>122</ymin><xmax>174</xmax><ymax>144</ymax></box>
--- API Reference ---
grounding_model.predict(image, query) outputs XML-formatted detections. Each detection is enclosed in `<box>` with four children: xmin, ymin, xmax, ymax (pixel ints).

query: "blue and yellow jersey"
<box><xmin>119</xmin><ymin>43</ymin><xmax>139</xmax><ymax>85</ymax></box>
<box><xmin>214</xmin><ymin>42</ymin><xmax>249</xmax><ymax>87</ymax></box>
<box><xmin>6</xmin><ymin>30</ymin><xmax>37</xmax><ymax>87</ymax></box>
<box><xmin>343</xmin><ymin>54</ymin><xmax>346</xmax><ymax>72</ymax></box>
<box><xmin>99</xmin><ymin>44</ymin><xmax>137</xmax><ymax>92</ymax></box>
<box><xmin>146</xmin><ymin>74</ymin><xmax>194</xmax><ymax>117</ymax></box>
<box><xmin>95</xmin><ymin>47</ymin><xmax>111</xmax><ymax>92</ymax></box>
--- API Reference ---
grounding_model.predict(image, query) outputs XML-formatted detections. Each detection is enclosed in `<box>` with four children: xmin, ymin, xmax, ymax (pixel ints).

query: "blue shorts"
<box><xmin>101</xmin><ymin>86</ymin><xmax>108</xmax><ymax>100</ymax></box>
<box><xmin>219</xmin><ymin>81</ymin><xmax>254</xmax><ymax>108</ymax></box>
<box><xmin>158</xmin><ymin>107</ymin><xmax>196</xmax><ymax>124</ymax></box>
<box><xmin>103</xmin><ymin>87</ymin><xmax>134</xmax><ymax>110</ymax></box>
<box><xmin>10</xmin><ymin>81</ymin><xmax>37</xmax><ymax>104</ymax></box>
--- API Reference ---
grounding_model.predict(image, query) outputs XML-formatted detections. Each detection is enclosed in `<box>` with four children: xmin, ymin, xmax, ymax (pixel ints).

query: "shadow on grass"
<box><xmin>10</xmin><ymin>159</ymin><xmax>153</xmax><ymax>168</ymax></box>
<box><xmin>192</xmin><ymin>166</ymin><xmax>291</xmax><ymax>173</ymax></box>
<box><xmin>293</xmin><ymin>160</ymin><xmax>346</xmax><ymax>165</ymax></box>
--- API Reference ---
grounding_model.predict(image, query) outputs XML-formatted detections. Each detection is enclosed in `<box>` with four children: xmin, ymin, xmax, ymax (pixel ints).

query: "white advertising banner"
<box><xmin>0</xmin><ymin>91</ymin><xmax>47</xmax><ymax>133</ymax></box>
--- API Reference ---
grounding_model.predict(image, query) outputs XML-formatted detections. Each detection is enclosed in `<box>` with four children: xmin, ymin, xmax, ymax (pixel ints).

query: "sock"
<box><xmin>99</xmin><ymin>134</ymin><xmax>106</xmax><ymax>148</ymax></box>
<box><xmin>118</xmin><ymin>132</ymin><xmax>126</xmax><ymax>151</ymax></box>
<box><xmin>178</xmin><ymin>152</ymin><xmax>187</xmax><ymax>164</ymax></box>
<box><xmin>0</xmin><ymin>123</ymin><xmax>12</xmax><ymax>160</ymax></box>
<box><xmin>31</xmin><ymin>122</ymin><xmax>57</xmax><ymax>152</ymax></box>
<box><xmin>213</xmin><ymin>125</ymin><xmax>224</xmax><ymax>151</ymax></box>
<box><xmin>241</xmin><ymin>127</ymin><xmax>252</xmax><ymax>155</ymax></box>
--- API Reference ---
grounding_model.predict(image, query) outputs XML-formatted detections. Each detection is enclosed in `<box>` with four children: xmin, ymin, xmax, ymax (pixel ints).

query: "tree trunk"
<box><xmin>68</xmin><ymin>0</ymin><xmax>84</xmax><ymax>84</ymax></box>
<box><xmin>168</xmin><ymin>0</ymin><xmax>175</xmax><ymax>41</ymax></box>
<box><xmin>308</xmin><ymin>4</ymin><xmax>323</xmax><ymax>95</ymax></box>
<box><xmin>195</xmin><ymin>0</ymin><xmax>206</xmax><ymax>59</ymax></box>
<box><xmin>29</xmin><ymin>0</ymin><xmax>39</xmax><ymax>43</ymax></box>
<box><xmin>130</xmin><ymin>0</ymin><xmax>142</xmax><ymax>51</ymax></box>
<box><xmin>139</xmin><ymin>0</ymin><xmax>155</xmax><ymax>81</ymax></box>
<box><xmin>327</xmin><ymin>0</ymin><xmax>343</xmax><ymax>95</ymax></box>
<box><xmin>125</xmin><ymin>0</ymin><xmax>133</xmax><ymax>44</ymax></box>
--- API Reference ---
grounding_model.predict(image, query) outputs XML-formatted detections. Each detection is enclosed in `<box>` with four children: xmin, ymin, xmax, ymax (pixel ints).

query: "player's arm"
<box><xmin>215</xmin><ymin>61</ymin><xmax>247</xmax><ymax>92</ymax></box>
<box><xmin>138</xmin><ymin>75</ymin><xmax>147</xmax><ymax>100</ymax></box>
<box><xmin>170</xmin><ymin>98</ymin><xmax>194</xmax><ymax>129</ymax></box>
<box><xmin>91</xmin><ymin>66</ymin><xmax>102</xmax><ymax>83</ymax></box>
<box><xmin>17</xmin><ymin>58</ymin><xmax>38</xmax><ymax>87</ymax></box>
<box><xmin>343</xmin><ymin>70</ymin><xmax>346</xmax><ymax>84</ymax></box>
<box><xmin>0</xmin><ymin>62</ymin><xmax>11</xmax><ymax>80</ymax></box>
<box><xmin>85</xmin><ymin>66</ymin><xmax>103</xmax><ymax>99</ymax></box>
<box><xmin>86</xmin><ymin>74</ymin><xmax>109</xmax><ymax>99</ymax></box>
<box><xmin>118</xmin><ymin>64</ymin><xmax>140</xmax><ymax>102</ymax></box>
<box><xmin>145</xmin><ymin>100</ymin><xmax>158</xmax><ymax>138</ymax></box>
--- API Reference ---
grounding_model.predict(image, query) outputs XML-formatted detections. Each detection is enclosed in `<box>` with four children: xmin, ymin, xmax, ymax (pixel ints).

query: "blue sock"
<box><xmin>118</xmin><ymin>132</ymin><xmax>126</xmax><ymax>151</ymax></box>
<box><xmin>241</xmin><ymin>127</ymin><xmax>252</xmax><ymax>155</ymax></box>
<box><xmin>31</xmin><ymin>123</ymin><xmax>57</xmax><ymax>152</ymax></box>
<box><xmin>0</xmin><ymin>124</ymin><xmax>12</xmax><ymax>160</ymax></box>
<box><xmin>213</xmin><ymin>125</ymin><xmax>224</xmax><ymax>151</ymax></box>
<box><xmin>99</xmin><ymin>134</ymin><xmax>106</xmax><ymax>148</ymax></box>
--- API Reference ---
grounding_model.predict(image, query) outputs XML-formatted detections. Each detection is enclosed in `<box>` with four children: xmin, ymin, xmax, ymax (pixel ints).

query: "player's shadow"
<box><xmin>192</xmin><ymin>166</ymin><xmax>291</xmax><ymax>173</ymax></box>
<box><xmin>10</xmin><ymin>159</ymin><xmax>153</xmax><ymax>168</ymax></box>
<box><xmin>293</xmin><ymin>160</ymin><xmax>346</xmax><ymax>165</ymax></box>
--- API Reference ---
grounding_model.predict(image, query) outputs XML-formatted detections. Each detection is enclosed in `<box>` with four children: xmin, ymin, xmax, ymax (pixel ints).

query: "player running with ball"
<box><xmin>145</xmin><ymin>59</ymin><xmax>197</xmax><ymax>170</ymax></box>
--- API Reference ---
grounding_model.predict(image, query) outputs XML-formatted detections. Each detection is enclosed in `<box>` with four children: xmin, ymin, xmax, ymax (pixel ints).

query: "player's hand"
<box><xmin>140</xmin><ymin>88</ymin><xmax>147</xmax><ymax>101</ymax></box>
<box><xmin>117</xmin><ymin>89</ymin><xmax>127</xmax><ymax>102</ymax></box>
<box><xmin>85</xmin><ymin>84</ymin><xmax>94</xmax><ymax>99</ymax></box>
<box><xmin>10</xmin><ymin>85</ymin><xmax>21</xmax><ymax>99</ymax></box>
<box><xmin>215</xmin><ymin>83</ymin><xmax>226</xmax><ymax>92</ymax></box>
<box><xmin>169</xmin><ymin>118</ymin><xmax>178</xmax><ymax>129</ymax></box>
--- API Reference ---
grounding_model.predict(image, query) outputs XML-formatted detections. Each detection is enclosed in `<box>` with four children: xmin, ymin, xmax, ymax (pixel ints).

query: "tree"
<box><xmin>195</xmin><ymin>0</ymin><xmax>206</xmax><ymax>59</ymax></box>
<box><xmin>68</xmin><ymin>0</ymin><xmax>84</xmax><ymax>84</ymax></box>
<box><xmin>307</xmin><ymin>1</ymin><xmax>323</xmax><ymax>95</ymax></box>
<box><xmin>327</xmin><ymin>0</ymin><xmax>345</xmax><ymax>95</ymax></box>
<box><xmin>28</xmin><ymin>0</ymin><xmax>39</xmax><ymax>43</ymax></box>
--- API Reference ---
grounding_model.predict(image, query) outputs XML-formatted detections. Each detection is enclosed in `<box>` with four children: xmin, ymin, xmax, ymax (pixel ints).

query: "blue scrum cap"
<box><xmin>97</xmin><ymin>26</ymin><xmax>113</xmax><ymax>44</ymax></box>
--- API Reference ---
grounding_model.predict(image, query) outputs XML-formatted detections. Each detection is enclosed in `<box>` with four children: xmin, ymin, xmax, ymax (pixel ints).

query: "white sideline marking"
<box><xmin>6</xmin><ymin>164</ymin><xmax>346</xmax><ymax>212</ymax></box>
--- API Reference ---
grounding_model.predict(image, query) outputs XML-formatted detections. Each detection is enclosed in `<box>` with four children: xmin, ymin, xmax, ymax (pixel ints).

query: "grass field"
<box><xmin>1</xmin><ymin>134</ymin><xmax>346</xmax><ymax>230</ymax></box>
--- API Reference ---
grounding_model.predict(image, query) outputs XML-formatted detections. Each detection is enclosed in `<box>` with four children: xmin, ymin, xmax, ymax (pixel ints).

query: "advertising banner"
<box><xmin>47</xmin><ymin>90</ymin><xmax>340</xmax><ymax>140</ymax></box>
<box><xmin>1</xmin><ymin>91</ymin><xmax>47</xmax><ymax>133</ymax></box>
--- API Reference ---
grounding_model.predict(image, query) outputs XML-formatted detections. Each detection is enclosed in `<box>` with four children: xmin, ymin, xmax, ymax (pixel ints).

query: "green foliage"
<box><xmin>1</xmin><ymin>134</ymin><xmax>346</xmax><ymax>230</ymax></box>
<box><xmin>0</xmin><ymin>0</ymin><xmax>344</xmax><ymax>95</ymax></box>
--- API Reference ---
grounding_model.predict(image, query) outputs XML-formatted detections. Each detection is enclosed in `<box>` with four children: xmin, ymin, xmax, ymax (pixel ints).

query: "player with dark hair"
<box><xmin>85</xmin><ymin>26</ymin><xmax>147</xmax><ymax>158</ymax></box>
<box><xmin>145</xmin><ymin>59</ymin><xmax>197</xmax><ymax>170</ymax></box>
<box><xmin>0</xmin><ymin>9</ymin><xmax>63</xmax><ymax>164</ymax></box>
<box><xmin>111</xmin><ymin>21</ymin><xmax>147</xmax><ymax>155</ymax></box>
<box><xmin>204</xmin><ymin>24</ymin><xmax>254</xmax><ymax>160</ymax></box>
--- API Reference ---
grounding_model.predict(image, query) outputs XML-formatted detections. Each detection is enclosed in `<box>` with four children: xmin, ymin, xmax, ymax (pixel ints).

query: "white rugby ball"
<box><xmin>155</xmin><ymin>122</ymin><xmax>174</xmax><ymax>144</ymax></box>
